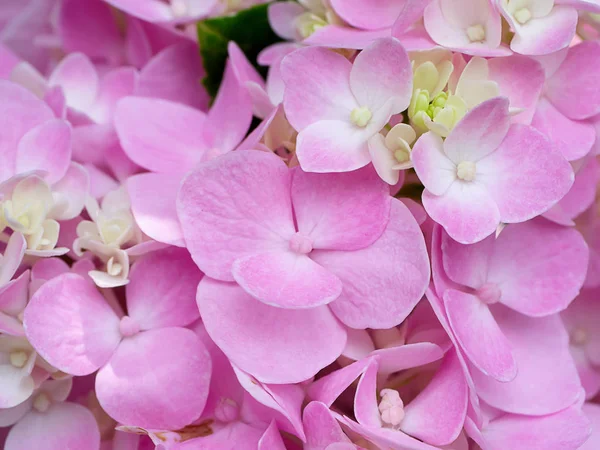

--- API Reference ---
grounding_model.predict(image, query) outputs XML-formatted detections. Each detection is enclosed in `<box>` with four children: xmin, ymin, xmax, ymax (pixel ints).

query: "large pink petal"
<box><xmin>531</xmin><ymin>97</ymin><xmax>595</xmax><ymax>161</ymax></box>
<box><xmin>268</xmin><ymin>2</ymin><xmax>304</xmax><ymax>40</ymax></box>
<box><xmin>197</xmin><ymin>279</ymin><xmax>346</xmax><ymax>384</ymax></box>
<box><xmin>444</xmin><ymin>289</ymin><xmax>516</xmax><ymax>381</ymax></box>
<box><xmin>48</xmin><ymin>53</ymin><xmax>98</xmax><ymax>113</ymax></box>
<box><xmin>233</xmin><ymin>250</ymin><xmax>342</xmax><ymax>309</ymax></box>
<box><xmin>304</xmin><ymin>401</ymin><xmax>352</xmax><ymax>450</ymax></box>
<box><xmin>96</xmin><ymin>327</ymin><xmax>211</xmax><ymax>430</ymax></box>
<box><xmin>305</xmin><ymin>25</ymin><xmax>394</xmax><ymax>50</ymax></box>
<box><xmin>401</xmin><ymin>350</ymin><xmax>468</xmax><ymax>446</ymax></box>
<box><xmin>135</xmin><ymin>42</ymin><xmax>209</xmax><ymax>110</ymax></box>
<box><xmin>349</xmin><ymin>37</ymin><xmax>412</xmax><ymax>113</ymax></box>
<box><xmin>114</xmin><ymin>97</ymin><xmax>208</xmax><ymax>174</ymax></box>
<box><xmin>478</xmin><ymin>124</ymin><xmax>573</xmax><ymax>223</ymax></box>
<box><xmin>444</xmin><ymin>97</ymin><xmax>510</xmax><ymax>164</ymax></box>
<box><xmin>281</xmin><ymin>46</ymin><xmax>357</xmax><ymax>131</ymax></box>
<box><xmin>127</xmin><ymin>172</ymin><xmax>185</xmax><ymax>247</ymax></box>
<box><xmin>102</xmin><ymin>0</ymin><xmax>173</xmax><ymax>22</ymax></box>
<box><xmin>487</xmin><ymin>220</ymin><xmax>588</xmax><ymax>316</ymax></box>
<box><xmin>471</xmin><ymin>305</ymin><xmax>582</xmax><ymax>415</ymax></box>
<box><xmin>177</xmin><ymin>151</ymin><xmax>295</xmax><ymax>281</ymax></box>
<box><xmin>23</xmin><ymin>274</ymin><xmax>121</xmax><ymax>376</ymax></box>
<box><xmin>331</xmin><ymin>0</ymin><xmax>408</xmax><ymax>30</ymax></box>
<box><xmin>412</xmin><ymin>132</ymin><xmax>457</xmax><ymax>196</ymax></box>
<box><xmin>546</xmin><ymin>41</ymin><xmax>600</xmax><ymax>120</ymax></box>
<box><xmin>0</xmin><ymin>81</ymin><xmax>53</xmax><ymax>182</ymax></box>
<box><xmin>5</xmin><ymin>403</ymin><xmax>100</xmax><ymax>450</ymax></box>
<box><xmin>16</xmin><ymin>119</ymin><xmax>71</xmax><ymax>184</ymax></box>
<box><xmin>441</xmin><ymin>231</ymin><xmax>494</xmax><ymax>290</ymax></box>
<box><xmin>292</xmin><ymin>167</ymin><xmax>390</xmax><ymax>251</ymax></box>
<box><xmin>126</xmin><ymin>247</ymin><xmax>202</xmax><ymax>329</ymax></box>
<box><xmin>313</xmin><ymin>201</ymin><xmax>430</xmax><ymax>329</ymax></box>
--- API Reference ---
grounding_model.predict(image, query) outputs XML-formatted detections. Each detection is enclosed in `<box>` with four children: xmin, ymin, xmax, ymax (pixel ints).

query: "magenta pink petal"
<box><xmin>258</xmin><ymin>421</ymin><xmax>286</xmax><ymax>450</ymax></box>
<box><xmin>308</xmin><ymin>358</ymin><xmax>373</xmax><ymax>407</ymax></box>
<box><xmin>171</xmin><ymin>422</ymin><xmax>264</xmax><ymax>450</ymax></box>
<box><xmin>303</xmin><ymin>401</ymin><xmax>353</xmax><ymax>450</ymax></box>
<box><xmin>197</xmin><ymin>279</ymin><xmax>346</xmax><ymax>384</ymax></box>
<box><xmin>371</xmin><ymin>342</ymin><xmax>444</xmax><ymax>375</ymax></box>
<box><xmin>96</xmin><ymin>327</ymin><xmax>211</xmax><ymax>430</ymax></box>
<box><xmin>353</xmin><ymin>359</ymin><xmax>381</xmax><ymax>427</ymax></box>
<box><xmin>24</xmin><ymin>274</ymin><xmax>121</xmax><ymax>376</ymax></box>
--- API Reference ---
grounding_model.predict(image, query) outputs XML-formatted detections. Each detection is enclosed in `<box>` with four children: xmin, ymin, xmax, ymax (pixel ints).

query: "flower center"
<box><xmin>214</xmin><ymin>397</ymin><xmax>240</xmax><ymax>423</ymax></box>
<box><xmin>466</xmin><ymin>24</ymin><xmax>486</xmax><ymax>42</ymax></box>
<box><xmin>295</xmin><ymin>13</ymin><xmax>327</xmax><ymax>38</ymax></box>
<box><xmin>107</xmin><ymin>257</ymin><xmax>123</xmax><ymax>277</ymax></box>
<box><xmin>514</xmin><ymin>8</ymin><xmax>532</xmax><ymax>24</ymax></box>
<box><xmin>476</xmin><ymin>282</ymin><xmax>502</xmax><ymax>305</ymax></box>
<box><xmin>119</xmin><ymin>316</ymin><xmax>140</xmax><ymax>338</ymax></box>
<box><xmin>289</xmin><ymin>232</ymin><xmax>313</xmax><ymax>254</ymax></box>
<box><xmin>9</xmin><ymin>351</ymin><xmax>28</xmax><ymax>368</ymax></box>
<box><xmin>33</xmin><ymin>393</ymin><xmax>51</xmax><ymax>413</ymax></box>
<box><xmin>350</xmin><ymin>107</ymin><xmax>373</xmax><ymax>128</ymax></box>
<box><xmin>456</xmin><ymin>161</ymin><xmax>477</xmax><ymax>182</ymax></box>
<box><xmin>378</xmin><ymin>389</ymin><xmax>405</xmax><ymax>427</ymax></box>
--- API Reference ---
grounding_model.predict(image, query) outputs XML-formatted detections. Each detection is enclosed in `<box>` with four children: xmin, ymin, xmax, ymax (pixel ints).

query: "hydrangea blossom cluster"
<box><xmin>1</xmin><ymin>0</ymin><xmax>600</xmax><ymax>449</ymax></box>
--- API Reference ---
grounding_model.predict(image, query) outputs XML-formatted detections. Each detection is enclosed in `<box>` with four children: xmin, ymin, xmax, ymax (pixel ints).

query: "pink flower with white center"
<box><xmin>23</xmin><ymin>247</ymin><xmax>211</xmax><ymax>430</ymax></box>
<box><xmin>412</xmin><ymin>97</ymin><xmax>573</xmax><ymax>244</ymax></box>
<box><xmin>281</xmin><ymin>37</ymin><xmax>413</xmax><ymax>173</ymax></box>
<box><xmin>531</xmin><ymin>41</ymin><xmax>600</xmax><ymax>161</ymax></box>
<box><xmin>424</xmin><ymin>0</ymin><xmax>510</xmax><ymax>56</ymax></box>
<box><xmin>0</xmin><ymin>378</ymin><xmax>102</xmax><ymax>450</ymax></box>
<box><xmin>434</xmin><ymin>219</ymin><xmax>587</xmax><ymax>382</ymax></box>
<box><xmin>497</xmin><ymin>0</ymin><xmax>579</xmax><ymax>55</ymax></box>
<box><xmin>102</xmin><ymin>0</ymin><xmax>218</xmax><ymax>23</ymax></box>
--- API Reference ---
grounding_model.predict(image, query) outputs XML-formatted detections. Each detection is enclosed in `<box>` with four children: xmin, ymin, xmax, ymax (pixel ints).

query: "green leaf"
<box><xmin>197</xmin><ymin>4</ymin><xmax>282</xmax><ymax>98</ymax></box>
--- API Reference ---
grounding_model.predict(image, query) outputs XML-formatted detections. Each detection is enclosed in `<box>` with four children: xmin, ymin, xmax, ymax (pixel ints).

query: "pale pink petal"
<box><xmin>96</xmin><ymin>327</ymin><xmax>211</xmax><ymax>430</ymax></box>
<box><xmin>444</xmin><ymin>97</ymin><xmax>510</xmax><ymax>164</ymax></box>
<box><xmin>15</xmin><ymin>119</ymin><xmax>71</xmax><ymax>184</ymax></box>
<box><xmin>281</xmin><ymin>47</ymin><xmax>357</xmax><ymax>131</ymax></box>
<box><xmin>23</xmin><ymin>274</ymin><xmax>121</xmax><ymax>376</ymax></box>
<box><xmin>197</xmin><ymin>279</ymin><xmax>346</xmax><ymax>384</ymax></box>
<box><xmin>0</xmin><ymin>397</ymin><xmax>32</xmax><ymax>427</ymax></box>
<box><xmin>401</xmin><ymin>350</ymin><xmax>468</xmax><ymax>446</ymax></box>
<box><xmin>114</xmin><ymin>97</ymin><xmax>208</xmax><ymax>174</ymax></box>
<box><xmin>89</xmin><ymin>67</ymin><xmax>138</xmax><ymax>124</ymax></box>
<box><xmin>49</xmin><ymin>162</ymin><xmax>90</xmax><ymax>221</ymax></box>
<box><xmin>580</xmin><ymin>403</ymin><xmax>600</xmax><ymax>450</ymax></box>
<box><xmin>331</xmin><ymin>0</ymin><xmax>409</xmax><ymax>30</ymax></box>
<box><xmin>369</xmin><ymin>134</ymin><xmax>401</xmax><ymax>185</ymax></box>
<box><xmin>48</xmin><ymin>53</ymin><xmax>98</xmax><ymax>113</ymax></box>
<box><xmin>0</xmin><ymin>365</ymin><xmax>34</xmax><ymax>408</ymax></box>
<box><xmin>268</xmin><ymin>2</ymin><xmax>304</xmax><ymax>40</ymax></box>
<box><xmin>135</xmin><ymin>42</ymin><xmax>209</xmax><ymax>110</ymax></box>
<box><xmin>422</xmin><ymin>181</ymin><xmax>501</xmax><ymax>244</ymax></box>
<box><xmin>371</xmin><ymin>342</ymin><xmax>444</xmax><ymax>375</ymax></box>
<box><xmin>292</xmin><ymin>167</ymin><xmax>390</xmax><ymax>251</ymax></box>
<box><xmin>531</xmin><ymin>97</ymin><xmax>595</xmax><ymax>161</ymax></box>
<box><xmin>441</xmin><ymin>231</ymin><xmax>494</xmax><ymax>290</ymax></box>
<box><xmin>545</xmin><ymin>41</ymin><xmax>600</xmax><ymax>120</ymax></box>
<box><xmin>233</xmin><ymin>250</ymin><xmax>342</xmax><ymax>309</ymax></box>
<box><xmin>177</xmin><ymin>151</ymin><xmax>295</xmax><ymax>281</ymax></box>
<box><xmin>510</xmin><ymin>6</ymin><xmax>578</xmax><ymax>55</ymax></box>
<box><xmin>349</xmin><ymin>37</ymin><xmax>412</xmax><ymax>113</ymax></box>
<box><xmin>5</xmin><ymin>403</ymin><xmax>100</xmax><ymax>450</ymax></box>
<box><xmin>126</xmin><ymin>247</ymin><xmax>202</xmax><ymax>329</ymax></box>
<box><xmin>471</xmin><ymin>306</ymin><xmax>582</xmax><ymax>415</ymax></box>
<box><xmin>392</xmin><ymin>0</ymin><xmax>433</xmax><ymax>34</ymax></box>
<box><xmin>0</xmin><ymin>232</ymin><xmax>26</xmax><ymax>286</ymax></box>
<box><xmin>127</xmin><ymin>173</ymin><xmax>185</xmax><ymax>247</ymax></box>
<box><xmin>259</xmin><ymin>421</ymin><xmax>286</xmax><ymax>450</ymax></box>
<box><xmin>411</xmin><ymin>132</ymin><xmax>456</xmax><ymax>196</ymax></box>
<box><xmin>313</xmin><ymin>201</ymin><xmax>430</xmax><ymax>329</ymax></box>
<box><xmin>303</xmin><ymin>401</ymin><xmax>353</xmax><ymax>450</ymax></box>
<box><xmin>102</xmin><ymin>0</ymin><xmax>173</xmax><ymax>22</ymax></box>
<box><xmin>305</xmin><ymin>26</ymin><xmax>394</xmax><ymax>50</ymax></box>
<box><xmin>478</xmin><ymin>124</ymin><xmax>573</xmax><ymax>223</ymax></box>
<box><xmin>487</xmin><ymin>220</ymin><xmax>588</xmax><ymax>316</ymax></box>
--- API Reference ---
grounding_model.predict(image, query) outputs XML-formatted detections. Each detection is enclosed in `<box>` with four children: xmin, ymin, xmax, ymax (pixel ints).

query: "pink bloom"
<box><xmin>102</xmin><ymin>0</ymin><xmax>218</xmax><ymax>24</ymax></box>
<box><xmin>23</xmin><ymin>248</ymin><xmax>211</xmax><ymax>429</ymax></box>
<box><xmin>412</xmin><ymin>97</ymin><xmax>573</xmax><ymax>243</ymax></box>
<box><xmin>281</xmin><ymin>37</ymin><xmax>413</xmax><ymax>173</ymax></box>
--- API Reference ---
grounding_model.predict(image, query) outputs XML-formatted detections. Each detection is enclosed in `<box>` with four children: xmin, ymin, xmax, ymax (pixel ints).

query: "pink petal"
<box><xmin>330</xmin><ymin>0</ymin><xmax>409</xmax><ymax>30</ymax></box>
<box><xmin>478</xmin><ymin>124</ymin><xmax>573</xmax><ymax>223</ymax></box>
<box><xmin>48</xmin><ymin>53</ymin><xmax>98</xmax><ymax>113</ymax></box>
<box><xmin>471</xmin><ymin>305</ymin><xmax>582</xmax><ymax>415</ymax></box>
<box><xmin>102</xmin><ymin>0</ymin><xmax>174</xmax><ymax>22</ymax></box>
<box><xmin>531</xmin><ymin>97</ymin><xmax>595</xmax><ymax>161</ymax></box>
<box><xmin>23</xmin><ymin>274</ymin><xmax>121</xmax><ymax>376</ymax></box>
<box><xmin>197</xmin><ymin>279</ymin><xmax>346</xmax><ymax>384</ymax></box>
<box><xmin>371</xmin><ymin>342</ymin><xmax>444</xmax><ymax>375</ymax></box>
<box><xmin>5</xmin><ymin>403</ymin><xmax>100</xmax><ymax>450</ymax></box>
<box><xmin>0</xmin><ymin>81</ymin><xmax>53</xmax><ymax>182</ymax></box>
<box><xmin>233</xmin><ymin>250</ymin><xmax>342</xmax><ymax>309</ymax></box>
<box><xmin>0</xmin><ymin>364</ymin><xmax>34</xmax><ymax>409</ymax></box>
<box><xmin>369</xmin><ymin>134</ymin><xmax>401</xmax><ymax>185</ymax></box>
<box><xmin>354</xmin><ymin>358</ymin><xmax>382</xmax><ymax>427</ymax></box>
<box><xmin>313</xmin><ymin>201</ymin><xmax>430</xmax><ymax>329</ymax></box>
<box><xmin>281</xmin><ymin>46</ymin><xmax>357</xmax><ymax>131</ymax></box>
<box><xmin>392</xmin><ymin>0</ymin><xmax>433</xmax><ymax>34</ymax></box>
<box><xmin>258</xmin><ymin>421</ymin><xmax>286</xmax><ymax>450</ymax></box>
<box><xmin>90</xmin><ymin>67</ymin><xmax>138</xmax><ymax>124</ymax></box>
<box><xmin>305</xmin><ymin>25</ymin><xmax>394</xmax><ymax>50</ymax></box>
<box><xmin>177</xmin><ymin>151</ymin><xmax>295</xmax><ymax>281</ymax></box>
<box><xmin>0</xmin><ymin>397</ymin><xmax>33</xmax><ymax>427</ymax></box>
<box><xmin>303</xmin><ymin>401</ymin><xmax>353</xmax><ymax>450</ymax></box>
<box><xmin>268</xmin><ymin>2</ymin><xmax>304</xmax><ymax>40</ymax></box>
<box><xmin>510</xmin><ymin>6</ymin><xmax>578</xmax><ymax>55</ymax></box>
<box><xmin>444</xmin><ymin>289</ymin><xmax>517</xmax><ymax>382</ymax></box>
<box><xmin>444</xmin><ymin>97</ymin><xmax>510</xmax><ymax>164</ymax></box>
<box><xmin>127</xmin><ymin>172</ymin><xmax>185</xmax><ymax>247</ymax></box>
<box><xmin>580</xmin><ymin>403</ymin><xmax>600</xmax><ymax>450</ymax></box>
<box><xmin>114</xmin><ymin>97</ymin><xmax>208</xmax><ymax>174</ymax></box>
<box><xmin>487</xmin><ymin>220</ymin><xmax>588</xmax><ymax>316</ymax></box>
<box><xmin>441</xmin><ymin>231</ymin><xmax>494</xmax><ymax>290</ymax></box>
<box><xmin>126</xmin><ymin>247</ymin><xmax>202</xmax><ymax>329</ymax></box>
<box><xmin>49</xmin><ymin>162</ymin><xmax>90</xmax><ymax>221</ymax></box>
<box><xmin>545</xmin><ymin>41</ymin><xmax>600</xmax><ymax>120</ymax></box>
<box><xmin>170</xmin><ymin>422</ymin><xmax>264</xmax><ymax>450</ymax></box>
<box><xmin>349</xmin><ymin>37</ymin><xmax>412</xmax><ymax>113</ymax></box>
<box><xmin>15</xmin><ymin>119</ymin><xmax>71</xmax><ymax>184</ymax></box>
<box><xmin>401</xmin><ymin>350</ymin><xmax>468</xmax><ymax>446</ymax></box>
<box><xmin>135</xmin><ymin>42</ymin><xmax>209</xmax><ymax>110</ymax></box>
<box><xmin>96</xmin><ymin>327</ymin><xmax>211</xmax><ymax>430</ymax></box>
<box><xmin>0</xmin><ymin>232</ymin><xmax>26</xmax><ymax>286</ymax></box>
<box><xmin>411</xmin><ymin>132</ymin><xmax>457</xmax><ymax>196</ymax></box>
<box><xmin>292</xmin><ymin>167</ymin><xmax>390</xmax><ymax>251</ymax></box>
<box><xmin>308</xmin><ymin>358</ymin><xmax>373</xmax><ymax>406</ymax></box>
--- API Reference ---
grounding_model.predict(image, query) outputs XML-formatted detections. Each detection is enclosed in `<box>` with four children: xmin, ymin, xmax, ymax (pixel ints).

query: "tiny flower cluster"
<box><xmin>0</xmin><ymin>0</ymin><xmax>600</xmax><ymax>449</ymax></box>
